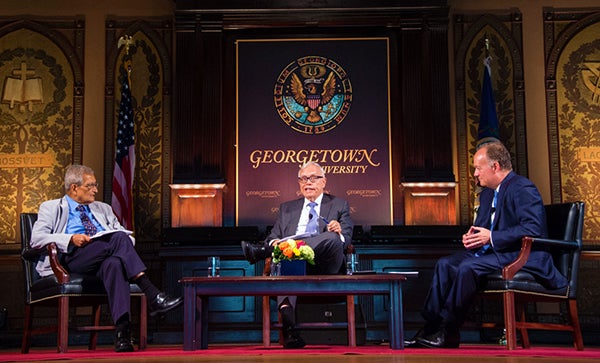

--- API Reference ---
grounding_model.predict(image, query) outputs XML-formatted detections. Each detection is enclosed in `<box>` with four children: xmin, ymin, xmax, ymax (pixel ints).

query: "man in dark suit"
<box><xmin>406</xmin><ymin>141</ymin><xmax>568</xmax><ymax>348</ymax></box>
<box><xmin>241</xmin><ymin>161</ymin><xmax>354</xmax><ymax>348</ymax></box>
<box><xmin>31</xmin><ymin>165</ymin><xmax>182</xmax><ymax>352</ymax></box>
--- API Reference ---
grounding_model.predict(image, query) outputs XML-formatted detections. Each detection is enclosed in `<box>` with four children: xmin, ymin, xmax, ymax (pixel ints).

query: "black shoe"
<box><xmin>114</xmin><ymin>325</ymin><xmax>134</xmax><ymax>352</ymax></box>
<box><xmin>241</xmin><ymin>241</ymin><xmax>271</xmax><ymax>264</ymax></box>
<box><xmin>279</xmin><ymin>304</ymin><xmax>305</xmax><ymax>348</ymax></box>
<box><xmin>149</xmin><ymin>292</ymin><xmax>183</xmax><ymax>317</ymax></box>
<box><xmin>283</xmin><ymin>331</ymin><xmax>306</xmax><ymax>349</ymax></box>
<box><xmin>416</xmin><ymin>327</ymin><xmax>460</xmax><ymax>348</ymax></box>
<box><xmin>404</xmin><ymin>328</ymin><xmax>426</xmax><ymax>348</ymax></box>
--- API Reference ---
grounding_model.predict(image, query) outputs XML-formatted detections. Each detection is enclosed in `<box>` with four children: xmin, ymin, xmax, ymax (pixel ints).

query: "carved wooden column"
<box><xmin>401</xmin><ymin>182</ymin><xmax>456</xmax><ymax>225</ymax></box>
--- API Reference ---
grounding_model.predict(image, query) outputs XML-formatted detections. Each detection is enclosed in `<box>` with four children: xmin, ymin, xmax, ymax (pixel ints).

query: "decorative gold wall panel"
<box><xmin>104</xmin><ymin>18</ymin><xmax>172</xmax><ymax>242</ymax></box>
<box><xmin>0</xmin><ymin>17</ymin><xmax>84</xmax><ymax>245</ymax></box>
<box><xmin>454</xmin><ymin>11</ymin><xmax>526</xmax><ymax>225</ymax></box>
<box><xmin>545</xmin><ymin>8</ymin><xmax>600</xmax><ymax>245</ymax></box>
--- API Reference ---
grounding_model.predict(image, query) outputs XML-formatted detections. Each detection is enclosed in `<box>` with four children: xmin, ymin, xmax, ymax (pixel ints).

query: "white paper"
<box><xmin>91</xmin><ymin>229</ymin><xmax>133</xmax><ymax>240</ymax></box>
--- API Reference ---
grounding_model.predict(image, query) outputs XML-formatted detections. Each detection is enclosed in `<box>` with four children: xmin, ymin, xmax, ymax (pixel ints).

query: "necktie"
<box><xmin>76</xmin><ymin>205</ymin><xmax>98</xmax><ymax>236</ymax></box>
<box><xmin>305</xmin><ymin>201</ymin><xmax>318</xmax><ymax>234</ymax></box>
<box><xmin>475</xmin><ymin>189</ymin><xmax>498</xmax><ymax>257</ymax></box>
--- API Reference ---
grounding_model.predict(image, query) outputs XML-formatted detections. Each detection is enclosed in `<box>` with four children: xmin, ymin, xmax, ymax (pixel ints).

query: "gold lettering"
<box><xmin>578</xmin><ymin>147</ymin><xmax>600</xmax><ymax>162</ymax></box>
<box><xmin>248</xmin><ymin>148</ymin><xmax>380</xmax><ymax>170</ymax></box>
<box><xmin>0</xmin><ymin>153</ymin><xmax>54</xmax><ymax>168</ymax></box>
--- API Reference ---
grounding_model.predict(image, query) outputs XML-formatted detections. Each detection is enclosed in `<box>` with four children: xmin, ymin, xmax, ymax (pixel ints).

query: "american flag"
<box><xmin>111</xmin><ymin>72</ymin><xmax>135</xmax><ymax>230</ymax></box>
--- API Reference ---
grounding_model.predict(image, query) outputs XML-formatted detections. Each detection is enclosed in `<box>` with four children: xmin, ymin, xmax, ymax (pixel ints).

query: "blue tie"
<box><xmin>76</xmin><ymin>205</ymin><xmax>98</xmax><ymax>236</ymax></box>
<box><xmin>305</xmin><ymin>202</ymin><xmax>318</xmax><ymax>234</ymax></box>
<box><xmin>475</xmin><ymin>189</ymin><xmax>498</xmax><ymax>257</ymax></box>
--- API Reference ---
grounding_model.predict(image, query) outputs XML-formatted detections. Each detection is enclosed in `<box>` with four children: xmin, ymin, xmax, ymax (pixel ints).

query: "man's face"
<box><xmin>70</xmin><ymin>173</ymin><xmax>98</xmax><ymax>204</ymax></box>
<box><xmin>472</xmin><ymin>148</ymin><xmax>497</xmax><ymax>188</ymax></box>
<box><xmin>298</xmin><ymin>164</ymin><xmax>326</xmax><ymax>201</ymax></box>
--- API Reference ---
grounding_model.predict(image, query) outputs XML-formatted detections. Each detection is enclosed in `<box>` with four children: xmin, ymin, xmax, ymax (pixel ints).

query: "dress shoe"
<box><xmin>149</xmin><ymin>292</ymin><xmax>183</xmax><ymax>317</ymax></box>
<box><xmin>241</xmin><ymin>241</ymin><xmax>271</xmax><ymax>264</ymax></box>
<box><xmin>404</xmin><ymin>328</ymin><xmax>426</xmax><ymax>348</ymax></box>
<box><xmin>279</xmin><ymin>304</ymin><xmax>305</xmax><ymax>348</ymax></box>
<box><xmin>283</xmin><ymin>329</ymin><xmax>306</xmax><ymax>349</ymax></box>
<box><xmin>416</xmin><ymin>327</ymin><xmax>460</xmax><ymax>348</ymax></box>
<box><xmin>114</xmin><ymin>325</ymin><xmax>134</xmax><ymax>352</ymax></box>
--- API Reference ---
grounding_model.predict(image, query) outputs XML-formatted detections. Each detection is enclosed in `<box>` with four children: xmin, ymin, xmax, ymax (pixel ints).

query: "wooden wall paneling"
<box><xmin>174</xmin><ymin>17</ymin><xmax>206</xmax><ymax>182</ymax></box>
<box><xmin>174</xmin><ymin>0</ymin><xmax>453</xmax><ymax>226</ymax></box>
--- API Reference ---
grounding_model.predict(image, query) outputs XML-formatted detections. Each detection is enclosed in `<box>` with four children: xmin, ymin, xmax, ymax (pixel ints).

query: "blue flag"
<box><xmin>478</xmin><ymin>57</ymin><xmax>499</xmax><ymax>142</ymax></box>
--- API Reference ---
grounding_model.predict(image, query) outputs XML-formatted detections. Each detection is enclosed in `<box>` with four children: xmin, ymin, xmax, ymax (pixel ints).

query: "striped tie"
<box><xmin>305</xmin><ymin>202</ymin><xmax>318</xmax><ymax>234</ymax></box>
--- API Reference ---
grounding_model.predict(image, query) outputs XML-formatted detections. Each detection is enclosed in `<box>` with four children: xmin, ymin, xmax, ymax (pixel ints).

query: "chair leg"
<box><xmin>502</xmin><ymin>291</ymin><xmax>517</xmax><ymax>350</ymax></box>
<box><xmin>57</xmin><ymin>296</ymin><xmax>69</xmax><ymax>353</ymax></box>
<box><xmin>21</xmin><ymin>305</ymin><xmax>33</xmax><ymax>354</ymax></box>
<box><xmin>568</xmin><ymin>299</ymin><xmax>584</xmax><ymax>351</ymax></box>
<box><xmin>88</xmin><ymin>304</ymin><xmax>102</xmax><ymax>350</ymax></box>
<box><xmin>516</xmin><ymin>302</ymin><xmax>529</xmax><ymax>348</ymax></box>
<box><xmin>139</xmin><ymin>294</ymin><xmax>148</xmax><ymax>351</ymax></box>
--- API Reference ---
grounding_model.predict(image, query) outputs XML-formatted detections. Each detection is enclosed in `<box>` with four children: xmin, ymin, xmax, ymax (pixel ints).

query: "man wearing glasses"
<box><xmin>241</xmin><ymin>161</ymin><xmax>354</xmax><ymax>348</ymax></box>
<box><xmin>30</xmin><ymin>164</ymin><xmax>182</xmax><ymax>352</ymax></box>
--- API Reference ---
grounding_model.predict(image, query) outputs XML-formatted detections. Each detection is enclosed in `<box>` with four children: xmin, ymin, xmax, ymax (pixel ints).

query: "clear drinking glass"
<box><xmin>208</xmin><ymin>256</ymin><xmax>220</xmax><ymax>277</ymax></box>
<box><xmin>346</xmin><ymin>253</ymin><xmax>359</xmax><ymax>275</ymax></box>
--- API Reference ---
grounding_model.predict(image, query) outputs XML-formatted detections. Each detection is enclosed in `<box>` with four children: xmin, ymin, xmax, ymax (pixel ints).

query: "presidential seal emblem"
<box><xmin>274</xmin><ymin>56</ymin><xmax>352</xmax><ymax>134</ymax></box>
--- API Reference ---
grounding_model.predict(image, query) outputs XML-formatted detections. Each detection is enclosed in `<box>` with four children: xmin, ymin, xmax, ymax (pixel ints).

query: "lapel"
<box><xmin>287</xmin><ymin>198</ymin><xmax>304</xmax><ymax>235</ymax></box>
<box><xmin>493</xmin><ymin>171</ymin><xmax>515</xmax><ymax>230</ymax></box>
<box><xmin>320</xmin><ymin>194</ymin><xmax>333</xmax><ymax>230</ymax></box>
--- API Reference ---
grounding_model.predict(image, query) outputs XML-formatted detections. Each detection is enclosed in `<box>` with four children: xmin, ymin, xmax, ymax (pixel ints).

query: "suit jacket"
<box><xmin>30</xmin><ymin>196</ymin><xmax>133</xmax><ymax>277</ymax></box>
<box><xmin>266</xmin><ymin>193</ymin><xmax>354</xmax><ymax>248</ymax></box>
<box><xmin>474</xmin><ymin>171</ymin><xmax>567</xmax><ymax>289</ymax></box>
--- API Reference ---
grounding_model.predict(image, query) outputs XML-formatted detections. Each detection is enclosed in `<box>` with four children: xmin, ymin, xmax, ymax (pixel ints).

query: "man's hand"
<box><xmin>70</xmin><ymin>233</ymin><xmax>92</xmax><ymax>248</ymax></box>
<box><xmin>462</xmin><ymin>226</ymin><xmax>491</xmax><ymax>250</ymax></box>
<box><xmin>326</xmin><ymin>220</ymin><xmax>342</xmax><ymax>234</ymax></box>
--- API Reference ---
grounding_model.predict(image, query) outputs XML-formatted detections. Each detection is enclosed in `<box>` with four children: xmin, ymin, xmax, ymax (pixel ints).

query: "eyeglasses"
<box><xmin>81</xmin><ymin>183</ymin><xmax>99</xmax><ymax>189</ymax></box>
<box><xmin>298</xmin><ymin>175</ymin><xmax>324</xmax><ymax>184</ymax></box>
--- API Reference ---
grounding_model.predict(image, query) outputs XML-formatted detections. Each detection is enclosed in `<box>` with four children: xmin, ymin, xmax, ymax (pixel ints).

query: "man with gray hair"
<box><xmin>31</xmin><ymin>164</ymin><xmax>182</xmax><ymax>352</ymax></box>
<box><xmin>241</xmin><ymin>161</ymin><xmax>354</xmax><ymax>348</ymax></box>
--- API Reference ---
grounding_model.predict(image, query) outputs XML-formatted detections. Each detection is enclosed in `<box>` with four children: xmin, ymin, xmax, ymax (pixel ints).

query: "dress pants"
<box><xmin>62</xmin><ymin>231</ymin><xmax>146</xmax><ymax>323</ymax></box>
<box><xmin>422</xmin><ymin>249</ymin><xmax>503</xmax><ymax>327</ymax></box>
<box><xmin>277</xmin><ymin>231</ymin><xmax>344</xmax><ymax>308</ymax></box>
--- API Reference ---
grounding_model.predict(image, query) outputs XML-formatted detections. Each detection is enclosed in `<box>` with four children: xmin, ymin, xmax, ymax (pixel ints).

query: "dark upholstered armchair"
<box><xmin>20</xmin><ymin>213</ymin><xmax>147</xmax><ymax>353</ymax></box>
<box><xmin>478</xmin><ymin>202</ymin><xmax>585</xmax><ymax>350</ymax></box>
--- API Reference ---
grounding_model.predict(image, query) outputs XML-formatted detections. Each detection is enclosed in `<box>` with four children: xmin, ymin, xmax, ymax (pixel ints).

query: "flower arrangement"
<box><xmin>272</xmin><ymin>239</ymin><xmax>315</xmax><ymax>265</ymax></box>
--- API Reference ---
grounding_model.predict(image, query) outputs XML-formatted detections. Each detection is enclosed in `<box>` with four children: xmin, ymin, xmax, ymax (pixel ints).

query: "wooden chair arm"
<box><xmin>501</xmin><ymin>236</ymin><xmax>533</xmax><ymax>280</ymax></box>
<box><xmin>47</xmin><ymin>242</ymin><xmax>70</xmax><ymax>284</ymax></box>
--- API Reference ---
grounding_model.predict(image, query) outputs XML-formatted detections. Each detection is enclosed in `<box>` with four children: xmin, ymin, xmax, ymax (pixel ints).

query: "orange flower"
<box><xmin>282</xmin><ymin>247</ymin><xmax>294</xmax><ymax>258</ymax></box>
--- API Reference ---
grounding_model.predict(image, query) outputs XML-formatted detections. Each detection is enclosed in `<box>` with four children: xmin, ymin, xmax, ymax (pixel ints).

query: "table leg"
<box><xmin>389</xmin><ymin>280</ymin><xmax>404</xmax><ymax>349</ymax></box>
<box><xmin>182</xmin><ymin>284</ymin><xmax>196</xmax><ymax>351</ymax></box>
<box><xmin>346</xmin><ymin>295</ymin><xmax>356</xmax><ymax>347</ymax></box>
<box><xmin>262</xmin><ymin>296</ymin><xmax>271</xmax><ymax>347</ymax></box>
<box><xmin>197</xmin><ymin>296</ymin><xmax>209</xmax><ymax>349</ymax></box>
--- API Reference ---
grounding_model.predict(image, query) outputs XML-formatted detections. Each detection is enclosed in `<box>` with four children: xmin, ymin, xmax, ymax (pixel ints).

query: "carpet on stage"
<box><xmin>1</xmin><ymin>344</ymin><xmax>599</xmax><ymax>362</ymax></box>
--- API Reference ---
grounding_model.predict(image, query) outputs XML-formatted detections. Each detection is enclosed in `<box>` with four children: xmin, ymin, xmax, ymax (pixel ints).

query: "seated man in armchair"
<box><xmin>241</xmin><ymin>161</ymin><xmax>354</xmax><ymax>348</ymax></box>
<box><xmin>31</xmin><ymin>164</ymin><xmax>183</xmax><ymax>352</ymax></box>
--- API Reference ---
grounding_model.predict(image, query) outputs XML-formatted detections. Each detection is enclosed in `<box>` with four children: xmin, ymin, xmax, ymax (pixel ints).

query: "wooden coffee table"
<box><xmin>179</xmin><ymin>274</ymin><xmax>410</xmax><ymax>350</ymax></box>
